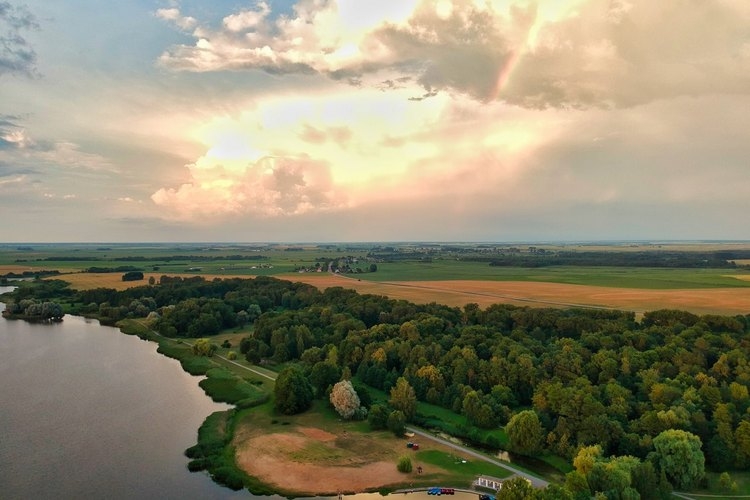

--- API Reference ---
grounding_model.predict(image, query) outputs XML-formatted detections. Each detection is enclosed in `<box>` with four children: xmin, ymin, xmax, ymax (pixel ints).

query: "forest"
<box><xmin>4</xmin><ymin>275</ymin><xmax>750</xmax><ymax>498</ymax></box>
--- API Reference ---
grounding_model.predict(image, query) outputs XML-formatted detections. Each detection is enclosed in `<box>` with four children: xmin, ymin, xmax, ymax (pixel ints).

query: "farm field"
<box><xmin>4</xmin><ymin>242</ymin><xmax>750</xmax><ymax>316</ymax></box>
<box><xmin>359</xmin><ymin>261</ymin><xmax>750</xmax><ymax>289</ymax></box>
<box><xmin>292</xmin><ymin>274</ymin><xmax>750</xmax><ymax>316</ymax></box>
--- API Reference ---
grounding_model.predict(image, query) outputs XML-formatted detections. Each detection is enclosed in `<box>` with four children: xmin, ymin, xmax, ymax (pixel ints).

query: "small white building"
<box><xmin>474</xmin><ymin>475</ymin><xmax>504</xmax><ymax>491</ymax></box>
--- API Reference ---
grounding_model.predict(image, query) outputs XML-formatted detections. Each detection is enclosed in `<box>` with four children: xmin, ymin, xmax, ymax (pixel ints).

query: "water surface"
<box><xmin>0</xmin><ymin>292</ymin><xmax>246</xmax><ymax>499</ymax></box>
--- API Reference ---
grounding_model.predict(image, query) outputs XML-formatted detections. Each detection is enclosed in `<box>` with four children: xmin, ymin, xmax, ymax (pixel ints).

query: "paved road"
<box><xmin>406</xmin><ymin>427</ymin><xmax>550</xmax><ymax>489</ymax></box>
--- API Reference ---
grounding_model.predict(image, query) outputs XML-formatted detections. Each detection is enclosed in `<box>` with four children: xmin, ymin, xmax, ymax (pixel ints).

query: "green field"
<box><xmin>3</xmin><ymin>243</ymin><xmax>749</xmax><ymax>291</ymax></box>
<box><xmin>365</xmin><ymin>261</ymin><xmax>750</xmax><ymax>289</ymax></box>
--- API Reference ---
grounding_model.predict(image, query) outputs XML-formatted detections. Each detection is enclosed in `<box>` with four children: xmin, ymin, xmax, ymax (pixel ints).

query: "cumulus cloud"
<box><xmin>0</xmin><ymin>1</ymin><xmax>39</xmax><ymax>77</ymax></box>
<box><xmin>156</xmin><ymin>0</ymin><xmax>750</xmax><ymax>108</ymax></box>
<box><xmin>151</xmin><ymin>154</ymin><xmax>347</xmax><ymax>220</ymax></box>
<box><xmin>154</xmin><ymin>7</ymin><xmax>197</xmax><ymax>31</ymax></box>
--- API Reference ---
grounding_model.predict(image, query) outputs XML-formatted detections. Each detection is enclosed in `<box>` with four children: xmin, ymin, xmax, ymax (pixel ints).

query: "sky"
<box><xmin>1</xmin><ymin>0</ymin><xmax>749</xmax><ymax>243</ymax></box>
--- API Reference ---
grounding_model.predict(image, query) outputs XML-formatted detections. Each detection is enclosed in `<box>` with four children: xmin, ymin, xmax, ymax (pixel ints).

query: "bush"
<box><xmin>397</xmin><ymin>455</ymin><xmax>413</xmax><ymax>473</ymax></box>
<box><xmin>387</xmin><ymin>410</ymin><xmax>406</xmax><ymax>436</ymax></box>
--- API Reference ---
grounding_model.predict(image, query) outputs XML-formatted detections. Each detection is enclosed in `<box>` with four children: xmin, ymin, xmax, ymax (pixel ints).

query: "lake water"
<box><xmin>0</xmin><ymin>290</ymin><xmax>249</xmax><ymax>500</ymax></box>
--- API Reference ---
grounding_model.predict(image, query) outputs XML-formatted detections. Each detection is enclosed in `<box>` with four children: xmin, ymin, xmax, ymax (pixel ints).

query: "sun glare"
<box><xmin>200</xmin><ymin>124</ymin><xmax>265</xmax><ymax>163</ymax></box>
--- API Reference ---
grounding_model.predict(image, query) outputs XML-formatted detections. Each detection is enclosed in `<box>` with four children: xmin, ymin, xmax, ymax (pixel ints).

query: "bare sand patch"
<box><xmin>299</xmin><ymin>427</ymin><xmax>336</xmax><ymax>441</ymax></box>
<box><xmin>235</xmin><ymin>429</ymin><xmax>413</xmax><ymax>495</ymax></box>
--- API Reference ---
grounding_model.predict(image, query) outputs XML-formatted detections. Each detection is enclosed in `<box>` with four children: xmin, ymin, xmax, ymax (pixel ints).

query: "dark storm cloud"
<box><xmin>0</xmin><ymin>1</ymin><xmax>39</xmax><ymax>77</ymax></box>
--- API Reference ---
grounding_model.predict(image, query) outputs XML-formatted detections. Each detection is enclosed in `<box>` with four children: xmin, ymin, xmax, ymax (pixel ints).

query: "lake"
<box><xmin>0</xmin><ymin>289</ymin><xmax>250</xmax><ymax>499</ymax></box>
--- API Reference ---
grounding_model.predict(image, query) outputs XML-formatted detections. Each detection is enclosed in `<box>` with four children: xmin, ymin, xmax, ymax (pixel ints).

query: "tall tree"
<box><xmin>652</xmin><ymin>429</ymin><xmax>705</xmax><ymax>490</ymax></box>
<box><xmin>274</xmin><ymin>366</ymin><xmax>314</xmax><ymax>415</ymax></box>
<box><xmin>389</xmin><ymin>377</ymin><xmax>417</xmax><ymax>421</ymax></box>
<box><xmin>506</xmin><ymin>410</ymin><xmax>544</xmax><ymax>455</ymax></box>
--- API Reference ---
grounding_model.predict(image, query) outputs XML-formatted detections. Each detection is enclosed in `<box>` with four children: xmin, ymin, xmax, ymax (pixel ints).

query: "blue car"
<box><xmin>427</xmin><ymin>487</ymin><xmax>442</xmax><ymax>495</ymax></box>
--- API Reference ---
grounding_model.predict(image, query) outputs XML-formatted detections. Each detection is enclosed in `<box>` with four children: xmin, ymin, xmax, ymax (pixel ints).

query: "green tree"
<box><xmin>506</xmin><ymin>410</ymin><xmax>544</xmax><ymax>455</ymax></box>
<box><xmin>564</xmin><ymin>471</ymin><xmax>590</xmax><ymax>497</ymax></box>
<box><xmin>309</xmin><ymin>361</ymin><xmax>341</xmax><ymax>398</ymax></box>
<box><xmin>389</xmin><ymin>377</ymin><xmax>417</xmax><ymax>421</ymax></box>
<box><xmin>192</xmin><ymin>338</ymin><xmax>217</xmax><ymax>357</ymax></box>
<box><xmin>534</xmin><ymin>484</ymin><xmax>573</xmax><ymax>500</ymax></box>
<box><xmin>387</xmin><ymin>410</ymin><xmax>406</xmax><ymax>436</ymax></box>
<box><xmin>652</xmin><ymin>429</ymin><xmax>705</xmax><ymax>490</ymax></box>
<box><xmin>274</xmin><ymin>366</ymin><xmax>314</xmax><ymax>415</ymax></box>
<box><xmin>573</xmin><ymin>445</ymin><xmax>601</xmax><ymax>476</ymax></box>
<box><xmin>496</xmin><ymin>476</ymin><xmax>534</xmax><ymax>500</ymax></box>
<box><xmin>368</xmin><ymin>403</ymin><xmax>390</xmax><ymax>430</ymax></box>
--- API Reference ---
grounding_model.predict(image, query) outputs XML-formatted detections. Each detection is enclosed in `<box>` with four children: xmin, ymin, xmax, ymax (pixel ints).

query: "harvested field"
<box><xmin>43</xmin><ymin>271</ymin><xmax>750</xmax><ymax>315</ymax></box>
<box><xmin>48</xmin><ymin>273</ymin><xmax>256</xmax><ymax>291</ymax></box>
<box><xmin>290</xmin><ymin>274</ymin><xmax>750</xmax><ymax>315</ymax></box>
<box><xmin>0</xmin><ymin>265</ymin><xmax>49</xmax><ymax>274</ymax></box>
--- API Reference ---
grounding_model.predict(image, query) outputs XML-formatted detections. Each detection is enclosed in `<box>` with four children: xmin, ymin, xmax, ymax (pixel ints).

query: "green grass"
<box><xmin>185</xmin><ymin>409</ymin><xmax>266</xmax><ymax>493</ymax></box>
<box><xmin>199</xmin><ymin>367</ymin><xmax>269</xmax><ymax>407</ymax></box>
<box><xmin>363</xmin><ymin>261</ymin><xmax>750</xmax><ymax>289</ymax></box>
<box><xmin>678</xmin><ymin>471</ymin><xmax>750</xmax><ymax>498</ymax></box>
<box><xmin>417</xmin><ymin>449</ymin><xmax>513</xmax><ymax>480</ymax></box>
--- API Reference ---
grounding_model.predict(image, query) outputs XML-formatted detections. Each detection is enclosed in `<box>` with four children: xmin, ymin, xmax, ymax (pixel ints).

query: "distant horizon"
<box><xmin>3</xmin><ymin>240</ymin><xmax>750</xmax><ymax>247</ymax></box>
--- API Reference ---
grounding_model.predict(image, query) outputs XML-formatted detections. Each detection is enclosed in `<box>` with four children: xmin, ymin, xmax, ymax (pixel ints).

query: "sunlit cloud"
<box><xmin>151</xmin><ymin>154</ymin><xmax>346</xmax><ymax>220</ymax></box>
<box><xmin>157</xmin><ymin>0</ymin><xmax>750</xmax><ymax>108</ymax></box>
<box><xmin>2</xmin><ymin>0</ymin><xmax>750</xmax><ymax>241</ymax></box>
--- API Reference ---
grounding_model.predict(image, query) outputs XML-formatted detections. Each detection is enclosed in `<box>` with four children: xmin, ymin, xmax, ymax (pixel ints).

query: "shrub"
<box><xmin>397</xmin><ymin>455</ymin><xmax>413</xmax><ymax>473</ymax></box>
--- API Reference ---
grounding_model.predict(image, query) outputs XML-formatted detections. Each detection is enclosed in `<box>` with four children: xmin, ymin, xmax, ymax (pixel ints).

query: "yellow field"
<box><xmin>42</xmin><ymin>271</ymin><xmax>750</xmax><ymax>316</ymax></box>
<box><xmin>48</xmin><ymin>272</ymin><xmax>256</xmax><ymax>291</ymax></box>
<box><xmin>290</xmin><ymin>274</ymin><xmax>750</xmax><ymax>316</ymax></box>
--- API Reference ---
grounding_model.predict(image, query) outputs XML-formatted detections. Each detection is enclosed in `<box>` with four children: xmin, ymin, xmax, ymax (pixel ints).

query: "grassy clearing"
<box><xmin>417</xmin><ymin>449</ymin><xmax>512</xmax><ymax>480</ymax></box>
<box><xmin>231</xmin><ymin>400</ymin><xmax>518</xmax><ymax>496</ymax></box>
